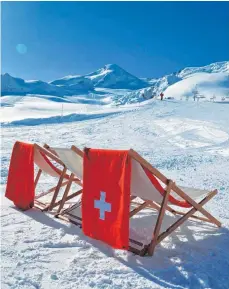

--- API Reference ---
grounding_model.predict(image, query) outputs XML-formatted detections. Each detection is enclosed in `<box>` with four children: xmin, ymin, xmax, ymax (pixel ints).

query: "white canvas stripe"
<box><xmin>51</xmin><ymin>147</ymin><xmax>83</xmax><ymax>180</ymax></box>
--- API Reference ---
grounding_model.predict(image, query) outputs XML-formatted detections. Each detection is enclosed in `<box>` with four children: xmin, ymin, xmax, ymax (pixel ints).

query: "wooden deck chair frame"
<box><xmin>34</xmin><ymin>143</ymin><xmax>83</xmax><ymax>212</ymax></box>
<box><xmin>56</xmin><ymin>148</ymin><xmax>221</xmax><ymax>257</ymax></box>
<box><xmin>128</xmin><ymin>149</ymin><xmax>221</xmax><ymax>256</ymax></box>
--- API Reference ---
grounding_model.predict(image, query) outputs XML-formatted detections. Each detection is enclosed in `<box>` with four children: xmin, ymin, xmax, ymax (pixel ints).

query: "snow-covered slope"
<box><xmin>177</xmin><ymin>61</ymin><xmax>229</xmax><ymax>78</ymax></box>
<box><xmin>50</xmin><ymin>75</ymin><xmax>94</xmax><ymax>91</ymax></box>
<box><xmin>1</xmin><ymin>100</ymin><xmax>229</xmax><ymax>289</ymax></box>
<box><xmin>1</xmin><ymin>73</ymin><xmax>66</xmax><ymax>96</ymax></box>
<box><xmin>164</xmin><ymin>72</ymin><xmax>229</xmax><ymax>101</ymax></box>
<box><xmin>145</xmin><ymin>61</ymin><xmax>229</xmax><ymax>99</ymax></box>
<box><xmin>1</xmin><ymin>61</ymin><xmax>229</xmax><ymax>289</ymax></box>
<box><xmin>1</xmin><ymin>74</ymin><xmax>94</xmax><ymax>96</ymax></box>
<box><xmin>48</xmin><ymin>64</ymin><xmax>148</xmax><ymax>91</ymax></box>
<box><xmin>85</xmin><ymin>64</ymin><xmax>148</xmax><ymax>89</ymax></box>
<box><xmin>148</xmin><ymin>74</ymin><xmax>182</xmax><ymax>96</ymax></box>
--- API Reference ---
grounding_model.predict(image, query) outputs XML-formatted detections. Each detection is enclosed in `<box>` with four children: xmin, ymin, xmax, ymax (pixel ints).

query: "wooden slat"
<box><xmin>147</xmin><ymin>201</ymin><xmax>161</xmax><ymax>211</ymax></box>
<box><xmin>140</xmin><ymin>245</ymin><xmax>150</xmax><ymax>256</ymax></box>
<box><xmin>34</xmin><ymin>169</ymin><xmax>42</xmax><ymax>188</ymax></box>
<box><xmin>34</xmin><ymin>199</ymin><xmax>46</xmax><ymax>208</ymax></box>
<box><xmin>140</xmin><ymin>199</ymin><xmax>175</xmax><ymax>214</ymax></box>
<box><xmin>57</xmin><ymin>214</ymin><xmax>82</xmax><ymax>227</ymax></box>
<box><xmin>34</xmin><ymin>143</ymin><xmax>65</xmax><ymax>166</ymax></box>
<box><xmin>56</xmin><ymin>173</ymin><xmax>76</xmax><ymax>214</ymax></box>
<box><xmin>148</xmin><ymin>180</ymin><xmax>174</xmax><ymax>256</ymax></box>
<box><xmin>128</xmin><ymin>246</ymin><xmax>141</xmax><ymax>255</ymax></box>
<box><xmin>71</xmin><ymin>145</ymin><xmax>84</xmax><ymax>158</ymax></box>
<box><xmin>172</xmin><ymin>186</ymin><xmax>221</xmax><ymax>227</ymax></box>
<box><xmin>128</xmin><ymin>149</ymin><xmax>168</xmax><ymax>185</ymax></box>
<box><xmin>129</xmin><ymin>238</ymin><xmax>143</xmax><ymax>247</ymax></box>
<box><xmin>131</xmin><ymin>201</ymin><xmax>144</xmax><ymax>206</ymax></box>
<box><xmin>66</xmin><ymin>212</ymin><xmax>82</xmax><ymax>221</ymax></box>
<box><xmin>35</xmin><ymin>180</ymin><xmax>69</xmax><ymax>199</ymax></box>
<box><xmin>52</xmin><ymin>189</ymin><xmax>83</xmax><ymax>210</ymax></box>
<box><xmin>172</xmin><ymin>210</ymin><xmax>215</xmax><ymax>223</ymax></box>
<box><xmin>34</xmin><ymin>199</ymin><xmax>46</xmax><ymax>206</ymax></box>
<box><xmin>46</xmin><ymin>145</ymin><xmax>83</xmax><ymax>185</ymax></box>
<box><xmin>129</xmin><ymin>201</ymin><xmax>150</xmax><ymax>218</ymax></box>
<box><xmin>33</xmin><ymin>202</ymin><xmax>46</xmax><ymax>211</ymax></box>
<box><xmin>49</xmin><ymin>166</ymin><xmax>67</xmax><ymax>211</ymax></box>
<box><xmin>44</xmin><ymin>143</ymin><xmax>58</xmax><ymax>156</ymax></box>
<box><xmin>156</xmin><ymin>190</ymin><xmax>219</xmax><ymax>244</ymax></box>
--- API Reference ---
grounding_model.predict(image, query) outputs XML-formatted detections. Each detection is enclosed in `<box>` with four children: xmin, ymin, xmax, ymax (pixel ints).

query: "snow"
<box><xmin>50</xmin><ymin>75</ymin><xmax>94</xmax><ymax>91</ymax></box>
<box><xmin>85</xmin><ymin>64</ymin><xmax>148</xmax><ymax>89</ymax></box>
<box><xmin>0</xmin><ymin>92</ymin><xmax>136</xmax><ymax>123</ymax></box>
<box><xmin>1</xmin><ymin>95</ymin><xmax>229</xmax><ymax>288</ymax></box>
<box><xmin>164</xmin><ymin>72</ymin><xmax>229</xmax><ymax>101</ymax></box>
<box><xmin>146</xmin><ymin>61</ymin><xmax>229</xmax><ymax>99</ymax></box>
<box><xmin>2</xmin><ymin>61</ymin><xmax>228</xmax><ymax>99</ymax></box>
<box><xmin>1</xmin><ymin>74</ymin><xmax>93</xmax><ymax>97</ymax></box>
<box><xmin>177</xmin><ymin>61</ymin><xmax>229</xmax><ymax>78</ymax></box>
<box><xmin>1</xmin><ymin>60</ymin><xmax>229</xmax><ymax>288</ymax></box>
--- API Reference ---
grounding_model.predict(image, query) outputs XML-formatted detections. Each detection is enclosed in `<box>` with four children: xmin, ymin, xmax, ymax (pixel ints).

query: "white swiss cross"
<box><xmin>94</xmin><ymin>191</ymin><xmax>111</xmax><ymax>220</ymax></box>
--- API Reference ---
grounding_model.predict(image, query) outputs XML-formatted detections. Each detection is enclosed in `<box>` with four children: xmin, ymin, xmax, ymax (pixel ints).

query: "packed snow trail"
<box><xmin>1</xmin><ymin>100</ymin><xmax>229</xmax><ymax>289</ymax></box>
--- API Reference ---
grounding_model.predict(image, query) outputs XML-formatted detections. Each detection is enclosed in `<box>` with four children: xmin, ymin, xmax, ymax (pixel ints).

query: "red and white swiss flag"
<box><xmin>82</xmin><ymin>149</ymin><xmax>131</xmax><ymax>249</ymax></box>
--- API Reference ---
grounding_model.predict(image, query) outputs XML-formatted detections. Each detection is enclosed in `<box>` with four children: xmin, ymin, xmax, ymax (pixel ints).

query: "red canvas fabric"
<box><xmin>82</xmin><ymin>149</ymin><xmax>131</xmax><ymax>249</ymax></box>
<box><xmin>144</xmin><ymin>168</ymin><xmax>191</xmax><ymax>208</ymax></box>
<box><xmin>5</xmin><ymin>141</ymin><xmax>35</xmax><ymax>210</ymax></box>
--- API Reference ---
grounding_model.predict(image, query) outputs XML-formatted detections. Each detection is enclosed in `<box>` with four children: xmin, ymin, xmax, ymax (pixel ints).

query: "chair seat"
<box><xmin>177</xmin><ymin>186</ymin><xmax>209</xmax><ymax>200</ymax></box>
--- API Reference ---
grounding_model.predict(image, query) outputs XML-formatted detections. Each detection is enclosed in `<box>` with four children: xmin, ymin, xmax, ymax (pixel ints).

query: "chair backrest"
<box><xmin>129</xmin><ymin>151</ymin><xmax>194</xmax><ymax>208</ymax></box>
<box><xmin>50</xmin><ymin>147</ymin><xmax>83</xmax><ymax>180</ymax></box>
<box><xmin>34</xmin><ymin>148</ymin><xmax>60</xmax><ymax>177</ymax></box>
<box><xmin>131</xmin><ymin>159</ymin><xmax>163</xmax><ymax>204</ymax></box>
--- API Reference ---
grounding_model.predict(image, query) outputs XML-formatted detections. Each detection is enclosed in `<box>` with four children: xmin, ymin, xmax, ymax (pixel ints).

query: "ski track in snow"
<box><xmin>1</xmin><ymin>99</ymin><xmax>229</xmax><ymax>289</ymax></box>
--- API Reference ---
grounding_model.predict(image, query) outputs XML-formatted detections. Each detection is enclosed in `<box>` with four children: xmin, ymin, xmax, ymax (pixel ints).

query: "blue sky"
<box><xmin>2</xmin><ymin>1</ymin><xmax>229</xmax><ymax>81</ymax></box>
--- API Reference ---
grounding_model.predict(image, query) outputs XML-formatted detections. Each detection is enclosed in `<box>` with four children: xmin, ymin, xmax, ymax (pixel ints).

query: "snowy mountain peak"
<box><xmin>51</xmin><ymin>75</ymin><xmax>82</xmax><ymax>82</ymax></box>
<box><xmin>103</xmin><ymin>63</ymin><xmax>121</xmax><ymax>70</ymax></box>
<box><xmin>2</xmin><ymin>73</ymin><xmax>11</xmax><ymax>78</ymax></box>
<box><xmin>85</xmin><ymin>63</ymin><xmax>148</xmax><ymax>89</ymax></box>
<box><xmin>1</xmin><ymin>73</ymin><xmax>93</xmax><ymax>96</ymax></box>
<box><xmin>178</xmin><ymin>61</ymin><xmax>229</xmax><ymax>78</ymax></box>
<box><xmin>1</xmin><ymin>60</ymin><xmax>228</xmax><ymax>99</ymax></box>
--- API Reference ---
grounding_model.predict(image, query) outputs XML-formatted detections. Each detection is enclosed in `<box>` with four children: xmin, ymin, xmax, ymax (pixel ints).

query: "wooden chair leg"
<box><xmin>56</xmin><ymin>173</ymin><xmax>75</xmax><ymax>214</ymax></box>
<box><xmin>148</xmin><ymin>200</ymin><xmax>176</xmax><ymax>215</ymax></box>
<box><xmin>171</xmin><ymin>210</ymin><xmax>215</xmax><ymax>224</ymax></box>
<box><xmin>129</xmin><ymin>201</ymin><xmax>150</xmax><ymax>218</ymax></box>
<box><xmin>148</xmin><ymin>180</ymin><xmax>174</xmax><ymax>256</ymax></box>
<box><xmin>35</xmin><ymin>180</ymin><xmax>69</xmax><ymax>200</ymax></box>
<box><xmin>49</xmin><ymin>166</ymin><xmax>67</xmax><ymax>211</ymax></box>
<box><xmin>156</xmin><ymin>190</ymin><xmax>219</xmax><ymax>245</ymax></box>
<box><xmin>173</xmin><ymin>186</ymin><xmax>221</xmax><ymax>227</ymax></box>
<box><xmin>54</xmin><ymin>189</ymin><xmax>83</xmax><ymax>213</ymax></box>
<box><xmin>34</xmin><ymin>169</ymin><xmax>42</xmax><ymax>188</ymax></box>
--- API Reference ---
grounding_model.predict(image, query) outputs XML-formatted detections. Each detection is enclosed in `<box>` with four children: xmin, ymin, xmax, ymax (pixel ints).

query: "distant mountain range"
<box><xmin>1</xmin><ymin>61</ymin><xmax>228</xmax><ymax>97</ymax></box>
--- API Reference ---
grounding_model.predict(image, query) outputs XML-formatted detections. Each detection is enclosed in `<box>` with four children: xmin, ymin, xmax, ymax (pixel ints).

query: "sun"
<box><xmin>16</xmin><ymin>44</ymin><xmax>27</xmax><ymax>54</ymax></box>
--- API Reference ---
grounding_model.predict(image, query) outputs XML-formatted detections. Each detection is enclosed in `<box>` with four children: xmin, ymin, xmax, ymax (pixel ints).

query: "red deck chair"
<box><xmin>57</xmin><ymin>148</ymin><xmax>221</xmax><ymax>256</ymax></box>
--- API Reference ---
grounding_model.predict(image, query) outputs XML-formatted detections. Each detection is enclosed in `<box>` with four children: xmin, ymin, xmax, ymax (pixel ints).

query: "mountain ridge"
<box><xmin>1</xmin><ymin>61</ymin><xmax>228</xmax><ymax>97</ymax></box>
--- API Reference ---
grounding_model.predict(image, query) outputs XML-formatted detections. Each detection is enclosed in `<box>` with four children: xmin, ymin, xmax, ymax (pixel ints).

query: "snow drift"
<box><xmin>164</xmin><ymin>72</ymin><xmax>229</xmax><ymax>101</ymax></box>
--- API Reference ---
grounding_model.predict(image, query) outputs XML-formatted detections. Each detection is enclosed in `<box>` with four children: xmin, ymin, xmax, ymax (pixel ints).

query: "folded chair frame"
<box><xmin>55</xmin><ymin>148</ymin><xmax>221</xmax><ymax>257</ymax></box>
<box><xmin>128</xmin><ymin>149</ymin><xmax>221</xmax><ymax>256</ymax></box>
<box><xmin>34</xmin><ymin>143</ymin><xmax>83</xmax><ymax>212</ymax></box>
